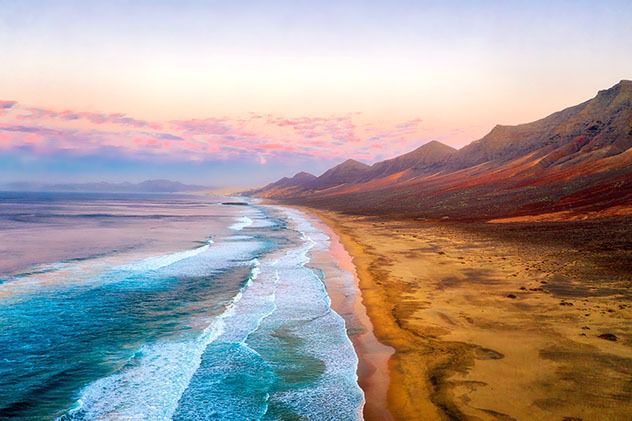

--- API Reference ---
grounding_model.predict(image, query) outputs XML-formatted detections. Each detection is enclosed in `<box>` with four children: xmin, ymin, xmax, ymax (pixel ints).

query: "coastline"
<box><xmin>297</xmin><ymin>207</ymin><xmax>632</xmax><ymax>421</ymax></box>
<box><xmin>301</xmin><ymin>208</ymin><xmax>445</xmax><ymax>420</ymax></box>
<box><xmin>301</xmin><ymin>209</ymin><xmax>395</xmax><ymax>421</ymax></box>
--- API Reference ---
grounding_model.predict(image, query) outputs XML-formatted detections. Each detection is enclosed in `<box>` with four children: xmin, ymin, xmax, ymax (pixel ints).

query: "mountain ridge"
<box><xmin>362</xmin><ymin>140</ymin><xmax>456</xmax><ymax>181</ymax></box>
<box><xmin>252</xmin><ymin>80</ymin><xmax>632</xmax><ymax>220</ymax></box>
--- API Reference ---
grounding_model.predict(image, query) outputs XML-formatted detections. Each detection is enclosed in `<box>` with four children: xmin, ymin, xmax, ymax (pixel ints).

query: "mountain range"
<box><xmin>2</xmin><ymin>179</ymin><xmax>211</xmax><ymax>193</ymax></box>
<box><xmin>249</xmin><ymin>80</ymin><xmax>632</xmax><ymax>221</ymax></box>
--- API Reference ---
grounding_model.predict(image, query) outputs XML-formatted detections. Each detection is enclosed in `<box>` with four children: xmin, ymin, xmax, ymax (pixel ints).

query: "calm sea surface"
<box><xmin>0</xmin><ymin>192</ymin><xmax>363</xmax><ymax>420</ymax></box>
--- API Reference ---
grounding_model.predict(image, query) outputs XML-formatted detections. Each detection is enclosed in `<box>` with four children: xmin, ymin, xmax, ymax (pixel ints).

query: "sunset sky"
<box><xmin>1</xmin><ymin>0</ymin><xmax>631</xmax><ymax>188</ymax></box>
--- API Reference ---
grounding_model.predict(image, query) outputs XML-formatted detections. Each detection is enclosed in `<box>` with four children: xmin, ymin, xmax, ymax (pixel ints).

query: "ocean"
<box><xmin>0</xmin><ymin>192</ymin><xmax>364</xmax><ymax>420</ymax></box>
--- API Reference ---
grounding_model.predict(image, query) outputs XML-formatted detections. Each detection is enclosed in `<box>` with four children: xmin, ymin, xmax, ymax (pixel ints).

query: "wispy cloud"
<box><xmin>0</xmin><ymin>100</ymin><xmax>432</xmax><ymax>165</ymax></box>
<box><xmin>0</xmin><ymin>100</ymin><xmax>17</xmax><ymax>109</ymax></box>
<box><xmin>19</xmin><ymin>107</ymin><xmax>161</xmax><ymax>129</ymax></box>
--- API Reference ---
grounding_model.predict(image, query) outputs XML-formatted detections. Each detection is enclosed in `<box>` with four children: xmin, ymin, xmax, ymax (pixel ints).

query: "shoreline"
<box><xmin>298</xmin><ymin>208</ymin><xmax>632</xmax><ymax>420</ymax></box>
<box><xmin>300</xmin><ymin>208</ymin><xmax>395</xmax><ymax>421</ymax></box>
<box><xmin>300</xmin><ymin>209</ymin><xmax>444</xmax><ymax>420</ymax></box>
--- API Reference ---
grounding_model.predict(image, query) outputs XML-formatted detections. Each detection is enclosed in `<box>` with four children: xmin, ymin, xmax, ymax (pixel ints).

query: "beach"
<box><xmin>304</xmin><ymin>209</ymin><xmax>632</xmax><ymax>420</ymax></box>
<box><xmin>2</xmin><ymin>192</ymin><xmax>629</xmax><ymax>420</ymax></box>
<box><xmin>303</xmin><ymin>212</ymin><xmax>395</xmax><ymax>421</ymax></box>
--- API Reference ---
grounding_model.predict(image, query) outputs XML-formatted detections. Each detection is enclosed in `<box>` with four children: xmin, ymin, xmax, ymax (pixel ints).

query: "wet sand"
<box><xmin>304</xmin><ymin>209</ymin><xmax>632</xmax><ymax>420</ymax></box>
<box><xmin>303</xmin><ymin>211</ymin><xmax>395</xmax><ymax>421</ymax></box>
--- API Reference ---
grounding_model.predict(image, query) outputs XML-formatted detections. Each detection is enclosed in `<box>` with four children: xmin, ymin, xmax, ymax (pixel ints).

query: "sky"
<box><xmin>1</xmin><ymin>0</ymin><xmax>631</xmax><ymax>189</ymax></box>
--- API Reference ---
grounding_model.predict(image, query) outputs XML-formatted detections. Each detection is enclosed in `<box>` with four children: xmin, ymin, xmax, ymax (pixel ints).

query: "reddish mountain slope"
<box><xmin>253</xmin><ymin>80</ymin><xmax>632</xmax><ymax>220</ymax></box>
<box><xmin>448</xmin><ymin>80</ymin><xmax>632</xmax><ymax>170</ymax></box>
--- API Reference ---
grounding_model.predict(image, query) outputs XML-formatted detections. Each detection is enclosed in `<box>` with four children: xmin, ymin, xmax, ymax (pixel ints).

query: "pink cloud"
<box><xmin>171</xmin><ymin>118</ymin><xmax>233</xmax><ymax>135</ymax></box>
<box><xmin>20</xmin><ymin>107</ymin><xmax>160</xmax><ymax>129</ymax></box>
<box><xmin>0</xmin><ymin>100</ymin><xmax>18</xmax><ymax>117</ymax></box>
<box><xmin>0</xmin><ymin>101</ymin><xmax>430</xmax><ymax>164</ymax></box>
<box><xmin>0</xmin><ymin>100</ymin><xmax>17</xmax><ymax>109</ymax></box>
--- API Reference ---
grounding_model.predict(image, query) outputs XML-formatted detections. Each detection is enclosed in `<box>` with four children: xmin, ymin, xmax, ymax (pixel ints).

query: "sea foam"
<box><xmin>175</xmin><ymin>206</ymin><xmax>364</xmax><ymax>420</ymax></box>
<box><xmin>229</xmin><ymin>216</ymin><xmax>253</xmax><ymax>231</ymax></box>
<box><xmin>62</xmin><ymin>259</ymin><xmax>262</xmax><ymax>421</ymax></box>
<box><xmin>117</xmin><ymin>239</ymin><xmax>213</xmax><ymax>273</ymax></box>
<box><xmin>58</xmin><ymin>205</ymin><xmax>363</xmax><ymax>421</ymax></box>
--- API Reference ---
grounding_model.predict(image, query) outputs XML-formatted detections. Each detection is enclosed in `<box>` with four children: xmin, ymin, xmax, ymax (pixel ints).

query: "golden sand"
<box><xmin>305</xmin><ymin>209</ymin><xmax>632</xmax><ymax>421</ymax></box>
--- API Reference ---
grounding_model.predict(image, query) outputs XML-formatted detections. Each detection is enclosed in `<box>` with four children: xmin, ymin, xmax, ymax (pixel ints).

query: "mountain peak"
<box><xmin>415</xmin><ymin>140</ymin><xmax>456</xmax><ymax>153</ymax></box>
<box><xmin>309</xmin><ymin>158</ymin><xmax>370</xmax><ymax>189</ymax></box>
<box><xmin>338</xmin><ymin>158</ymin><xmax>369</xmax><ymax>168</ymax></box>
<box><xmin>593</xmin><ymin>81</ymin><xmax>632</xmax><ymax>113</ymax></box>
<box><xmin>292</xmin><ymin>171</ymin><xmax>317</xmax><ymax>181</ymax></box>
<box><xmin>449</xmin><ymin>79</ymin><xmax>632</xmax><ymax>169</ymax></box>
<box><xmin>257</xmin><ymin>171</ymin><xmax>316</xmax><ymax>191</ymax></box>
<box><xmin>324</xmin><ymin>158</ymin><xmax>370</xmax><ymax>175</ymax></box>
<box><xmin>425</xmin><ymin>140</ymin><xmax>448</xmax><ymax>146</ymax></box>
<box><xmin>396</xmin><ymin>140</ymin><xmax>456</xmax><ymax>160</ymax></box>
<box><xmin>596</xmin><ymin>79</ymin><xmax>632</xmax><ymax>100</ymax></box>
<box><xmin>359</xmin><ymin>140</ymin><xmax>456</xmax><ymax>181</ymax></box>
<box><xmin>614</xmin><ymin>79</ymin><xmax>632</xmax><ymax>89</ymax></box>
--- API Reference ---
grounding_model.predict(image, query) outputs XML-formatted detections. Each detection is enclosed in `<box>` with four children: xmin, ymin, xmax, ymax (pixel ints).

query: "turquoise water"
<box><xmin>0</xmin><ymin>194</ymin><xmax>363</xmax><ymax>420</ymax></box>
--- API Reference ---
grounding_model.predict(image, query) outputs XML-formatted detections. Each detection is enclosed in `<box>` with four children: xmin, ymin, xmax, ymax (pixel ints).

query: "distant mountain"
<box><xmin>252</xmin><ymin>80</ymin><xmax>632</xmax><ymax>221</ymax></box>
<box><xmin>2</xmin><ymin>179</ymin><xmax>210</xmax><ymax>193</ymax></box>
<box><xmin>133</xmin><ymin>179</ymin><xmax>209</xmax><ymax>193</ymax></box>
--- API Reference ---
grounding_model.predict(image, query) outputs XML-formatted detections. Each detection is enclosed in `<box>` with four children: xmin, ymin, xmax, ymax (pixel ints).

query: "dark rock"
<box><xmin>221</xmin><ymin>202</ymin><xmax>249</xmax><ymax>206</ymax></box>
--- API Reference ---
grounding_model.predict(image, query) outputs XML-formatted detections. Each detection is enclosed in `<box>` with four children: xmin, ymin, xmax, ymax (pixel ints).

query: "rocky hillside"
<box><xmin>361</xmin><ymin>140</ymin><xmax>456</xmax><ymax>181</ymax></box>
<box><xmin>252</xmin><ymin>81</ymin><xmax>632</xmax><ymax>220</ymax></box>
